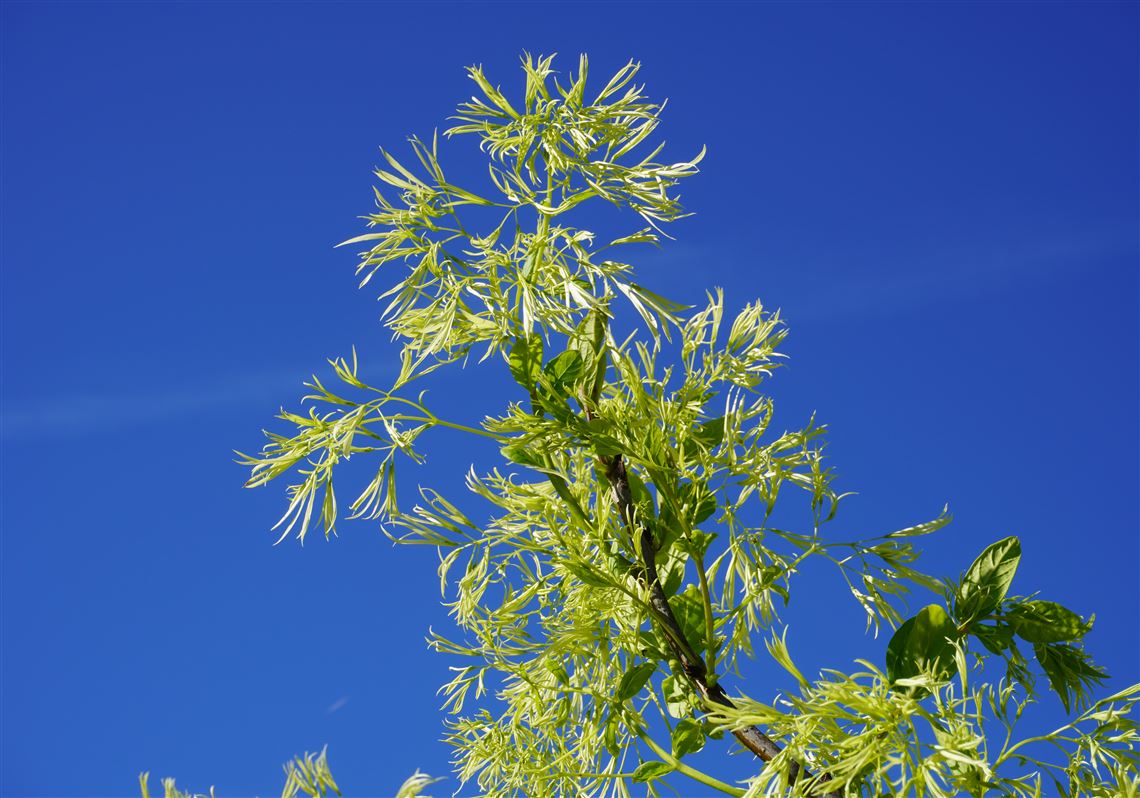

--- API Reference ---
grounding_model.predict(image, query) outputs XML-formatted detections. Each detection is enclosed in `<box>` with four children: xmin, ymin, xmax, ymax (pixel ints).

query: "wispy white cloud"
<box><xmin>636</xmin><ymin>222</ymin><xmax>1135</xmax><ymax>325</ymax></box>
<box><xmin>325</xmin><ymin>695</ymin><xmax>349</xmax><ymax>715</ymax></box>
<box><xmin>6</xmin><ymin>226</ymin><xmax>1128</xmax><ymax>440</ymax></box>
<box><xmin>1</xmin><ymin>363</ymin><xmax>394</xmax><ymax>441</ymax></box>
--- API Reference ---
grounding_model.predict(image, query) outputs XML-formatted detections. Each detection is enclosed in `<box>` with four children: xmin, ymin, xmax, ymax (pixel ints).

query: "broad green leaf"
<box><xmin>671</xmin><ymin>718</ymin><xmax>706</xmax><ymax>757</ymax></box>
<box><xmin>956</xmin><ymin>536</ymin><xmax>1020</xmax><ymax>625</ymax></box>
<box><xmin>682</xmin><ymin>417</ymin><xmax>725</xmax><ymax>459</ymax></box>
<box><xmin>583</xmin><ymin>418</ymin><xmax>623</xmax><ymax>457</ymax></box>
<box><xmin>631</xmin><ymin>761</ymin><xmax>674</xmax><ymax>783</ymax></box>
<box><xmin>636</xmin><ymin>629</ymin><xmax>668</xmax><ymax>662</ymax></box>
<box><xmin>670</xmin><ymin>584</ymin><xmax>708</xmax><ymax>656</ymax></box>
<box><xmin>616</xmin><ymin>662</ymin><xmax>656</xmax><ymax>702</ymax></box>
<box><xmin>1008</xmin><ymin>600</ymin><xmax>1092</xmax><ymax>644</ymax></box>
<box><xmin>570</xmin><ymin>307</ymin><xmax>609</xmax><ymax>401</ymax></box>
<box><xmin>654</xmin><ymin>502</ymin><xmax>684</xmax><ymax>558</ymax></box>
<box><xmin>542</xmin><ymin>350</ymin><xmax>584</xmax><ymax>393</ymax></box>
<box><xmin>658</xmin><ymin>549</ymin><xmax>686</xmax><ymax>596</ymax></box>
<box><xmin>682</xmin><ymin>481</ymin><xmax>717</xmax><ymax>526</ymax></box>
<box><xmin>676</xmin><ymin>529</ymin><xmax>716</xmax><ymax>560</ymax></box>
<box><xmin>499</xmin><ymin>443</ymin><xmax>544</xmax><ymax>469</ymax></box>
<box><xmin>972</xmin><ymin>623</ymin><xmax>1015</xmax><ymax>656</ymax></box>
<box><xmin>603</xmin><ymin>714</ymin><xmax>620</xmax><ymax>757</ymax></box>
<box><xmin>626</xmin><ymin>469</ymin><xmax>655</xmax><ymax>518</ymax></box>
<box><xmin>507</xmin><ymin>334</ymin><xmax>543</xmax><ymax>390</ymax></box>
<box><xmin>886</xmin><ymin>604</ymin><xmax>958</xmax><ymax>684</ymax></box>
<box><xmin>661</xmin><ymin>674</ymin><xmax>691</xmax><ymax>719</ymax></box>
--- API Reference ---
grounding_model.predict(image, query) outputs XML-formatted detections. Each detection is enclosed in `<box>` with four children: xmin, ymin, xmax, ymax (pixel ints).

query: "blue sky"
<box><xmin>1</xmin><ymin>2</ymin><xmax>1136</xmax><ymax>795</ymax></box>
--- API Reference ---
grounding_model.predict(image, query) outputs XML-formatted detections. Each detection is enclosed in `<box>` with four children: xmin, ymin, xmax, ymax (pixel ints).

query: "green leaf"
<box><xmin>636</xmin><ymin>629</ymin><xmax>668</xmax><ymax>662</ymax></box>
<box><xmin>682</xmin><ymin>417</ymin><xmax>725</xmax><ymax>459</ymax></box>
<box><xmin>884</xmin><ymin>508</ymin><xmax>952</xmax><ymax>538</ymax></box>
<box><xmin>570</xmin><ymin>306</ymin><xmax>610</xmax><ymax>401</ymax></box>
<box><xmin>886</xmin><ymin>604</ymin><xmax>958</xmax><ymax>684</ymax></box>
<box><xmin>972</xmin><ymin>623</ymin><xmax>1015</xmax><ymax>656</ymax></box>
<box><xmin>631</xmin><ymin>761</ymin><xmax>674</xmax><ymax>783</ymax></box>
<box><xmin>1008</xmin><ymin>600</ymin><xmax>1092</xmax><ymax>644</ymax></box>
<box><xmin>670</xmin><ymin>585</ymin><xmax>708</xmax><ymax>656</ymax></box>
<box><xmin>956</xmin><ymin>536</ymin><xmax>1020</xmax><ymax>625</ymax></box>
<box><xmin>507</xmin><ymin>334</ymin><xmax>543</xmax><ymax>390</ymax></box>
<box><xmin>583</xmin><ymin>418</ymin><xmax>623</xmax><ymax>457</ymax></box>
<box><xmin>626</xmin><ymin>468</ymin><xmax>655</xmax><ymax>518</ymax></box>
<box><xmin>500</xmin><ymin>442</ymin><xmax>544</xmax><ymax>469</ymax></box>
<box><xmin>1034</xmin><ymin>642</ymin><xmax>1108</xmax><ymax>712</ymax></box>
<box><xmin>658</xmin><ymin>552</ymin><xmax>685</xmax><ymax>596</ymax></box>
<box><xmin>655</xmin><ymin>502</ymin><xmax>684</xmax><ymax>558</ymax></box>
<box><xmin>603</xmin><ymin>713</ymin><xmax>621</xmax><ymax>757</ymax></box>
<box><xmin>678</xmin><ymin>481</ymin><xmax>717</xmax><ymax>526</ymax></box>
<box><xmin>542</xmin><ymin>350</ymin><xmax>584</xmax><ymax>393</ymax></box>
<box><xmin>561</xmin><ymin>560</ymin><xmax>614</xmax><ymax>588</ymax></box>
<box><xmin>671</xmin><ymin>719</ymin><xmax>705</xmax><ymax>758</ymax></box>
<box><xmin>661</xmin><ymin>674</ymin><xmax>691</xmax><ymax>719</ymax></box>
<box><xmin>676</xmin><ymin>529</ymin><xmax>716</xmax><ymax>560</ymax></box>
<box><xmin>615</xmin><ymin>662</ymin><xmax>656</xmax><ymax>702</ymax></box>
<box><xmin>543</xmin><ymin>657</ymin><xmax>570</xmax><ymax>686</ymax></box>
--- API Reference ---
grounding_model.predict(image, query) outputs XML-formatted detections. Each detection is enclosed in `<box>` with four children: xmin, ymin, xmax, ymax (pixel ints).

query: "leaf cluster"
<box><xmin>226</xmin><ymin>55</ymin><xmax>1140</xmax><ymax>798</ymax></box>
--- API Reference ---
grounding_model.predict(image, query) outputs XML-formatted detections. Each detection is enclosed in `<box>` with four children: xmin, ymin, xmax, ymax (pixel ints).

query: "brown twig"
<box><xmin>601</xmin><ymin>452</ymin><xmax>842</xmax><ymax>798</ymax></box>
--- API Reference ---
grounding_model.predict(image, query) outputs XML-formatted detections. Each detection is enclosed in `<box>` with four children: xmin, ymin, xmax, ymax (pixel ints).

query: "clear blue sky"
<box><xmin>1</xmin><ymin>2</ymin><xmax>1136</xmax><ymax>796</ymax></box>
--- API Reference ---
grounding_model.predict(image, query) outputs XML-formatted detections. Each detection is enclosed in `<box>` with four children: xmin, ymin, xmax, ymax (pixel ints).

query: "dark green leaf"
<box><xmin>626</xmin><ymin>468</ymin><xmax>654</xmax><ymax>513</ymax></box>
<box><xmin>679</xmin><ymin>481</ymin><xmax>717</xmax><ymax>526</ymax></box>
<box><xmin>671</xmin><ymin>718</ymin><xmax>706</xmax><ymax>757</ymax></box>
<box><xmin>543</xmin><ymin>657</ymin><xmax>570</xmax><ymax>686</ymax></box>
<box><xmin>603</xmin><ymin>713</ymin><xmax>620</xmax><ymax>757</ymax></box>
<box><xmin>956</xmin><ymin>536</ymin><xmax>1020</xmax><ymax>625</ymax></box>
<box><xmin>682</xmin><ymin>417</ymin><xmax>725</xmax><ymax>458</ymax></box>
<box><xmin>508</xmin><ymin>334</ymin><xmax>543</xmax><ymax>389</ymax></box>
<box><xmin>661</xmin><ymin>674</ymin><xmax>691</xmax><ymax>719</ymax></box>
<box><xmin>676</xmin><ymin>529</ymin><xmax>716</xmax><ymax>560</ymax></box>
<box><xmin>583</xmin><ymin>418</ymin><xmax>623</xmax><ymax>457</ymax></box>
<box><xmin>1034</xmin><ymin>642</ymin><xmax>1108</xmax><ymax>713</ymax></box>
<box><xmin>972</xmin><ymin>623</ymin><xmax>1015</xmax><ymax>656</ymax></box>
<box><xmin>655</xmin><ymin>503</ymin><xmax>684</xmax><ymax>558</ymax></box>
<box><xmin>636</xmin><ymin>629</ymin><xmax>668</xmax><ymax>662</ymax></box>
<box><xmin>571</xmin><ymin>307</ymin><xmax>609</xmax><ymax>399</ymax></box>
<box><xmin>1008</xmin><ymin>600</ymin><xmax>1092</xmax><ymax>644</ymax></box>
<box><xmin>659</xmin><ymin>552</ymin><xmax>685</xmax><ymax>597</ymax></box>
<box><xmin>542</xmin><ymin>350</ymin><xmax>584</xmax><ymax>392</ymax></box>
<box><xmin>561</xmin><ymin>560</ymin><xmax>613</xmax><ymax>588</ymax></box>
<box><xmin>631</xmin><ymin>761</ymin><xmax>674</xmax><ymax>783</ymax></box>
<box><xmin>886</xmin><ymin>604</ymin><xmax>958</xmax><ymax>684</ymax></box>
<box><xmin>500</xmin><ymin>442</ymin><xmax>544</xmax><ymax>468</ymax></box>
<box><xmin>670</xmin><ymin>584</ymin><xmax>708</xmax><ymax>656</ymax></box>
<box><xmin>536</xmin><ymin>391</ymin><xmax>574</xmax><ymax>422</ymax></box>
<box><xmin>616</xmin><ymin>662</ymin><xmax>656</xmax><ymax>702</ymax></box>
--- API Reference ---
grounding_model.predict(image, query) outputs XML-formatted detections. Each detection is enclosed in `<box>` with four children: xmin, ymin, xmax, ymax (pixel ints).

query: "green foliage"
<box><xmin>885</xmin><ymin>603</ymin><xmax>958</xmax><ymax>685</ymax></box>
<box><xmin>139</xmin><ymin>772</ymin><xmax>215</xmax><ymax>798</ymax></box>
<box><xmin>281</xmin><ymin>748</ymin><xmax>340</xmax><ymax>798</ymax></box>
<box><xmin>884</xmin><ymin>536</ymin><xmax>1109</xmax><ymax>719</ymax></box>
<box><xmin>395</xmin><ymin>770</ymin><xmax>442</xmax><ymax>798</ymax></box>
<box><xmin>955</xmin><ymin>535</ymin><xmax>1020</xmax><ymax>625</ymax></box>
<box><xmin>205</xmin><ymin>54</ymin><xmax>1140</xmax><ymax>797</ymax></box>
<box><xmin>140</xmin><ymin>749</ymin><xmax>343</xmax><ymax>798</ymax></box>
<box><xmin>706</xmin><ymin>665</ymin><xmax>1140</xmax><ymax>797</ymax></box>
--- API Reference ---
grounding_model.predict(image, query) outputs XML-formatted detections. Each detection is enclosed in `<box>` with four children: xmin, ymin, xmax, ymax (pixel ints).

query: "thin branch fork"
<box><xmin>600</xmin><ymin>453</ymin><xmax>843</xmax><ymax>798</ymax></box>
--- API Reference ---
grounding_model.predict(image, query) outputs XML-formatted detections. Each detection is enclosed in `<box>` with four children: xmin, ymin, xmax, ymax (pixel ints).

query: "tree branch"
<box><xmin>601</xmin><ymin>452</ymin><xmax>842</xmax><ymax>798</ymax></box>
